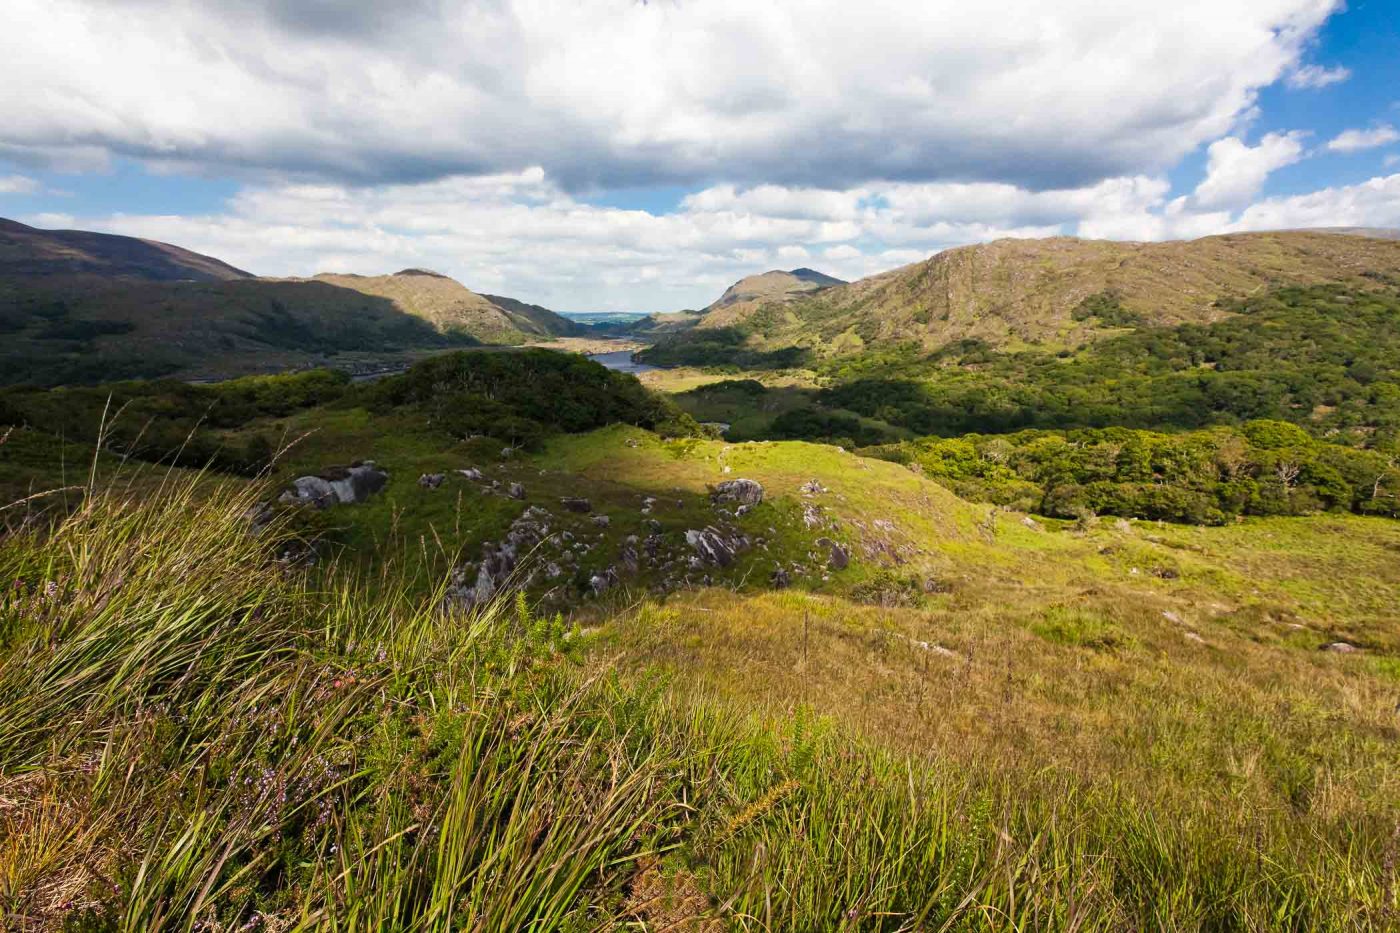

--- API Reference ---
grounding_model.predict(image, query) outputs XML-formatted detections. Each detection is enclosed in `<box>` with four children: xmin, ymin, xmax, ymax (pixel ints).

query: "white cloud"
<box><xmin>1192</xmin><ymin>132</ymin><xmax>1307</xmax><ymax>209</ymax></box>
<box><xmin>1229</xmin><ymin>172</ymin><xmax>1400</xmax><ymax>230</ymax></box>
<box><xmin>0</xmin><ymin>0</ymin><xmax>1340</xmax><ymax>190</ymax></box>
<box><xmin>0</xmin><ymin>173</ymin><xmax>40</xmax><ymax>194</ymax></box>
<box><xmin>1327</xmin><ymin>125</ymin><xmax>1400</xmax><ymax>153</ymax></box>
<box><xmin>1286</xmin><ymin>63</ymin><xmax>1350</xmax><ymax>88</ymax></box>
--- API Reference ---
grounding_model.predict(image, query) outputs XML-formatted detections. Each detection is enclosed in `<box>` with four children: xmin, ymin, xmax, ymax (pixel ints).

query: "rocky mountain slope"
<box><xmin>707</xmin><ymin>267</ymin><xmax>844</xmax><ymax>311</ymax></box>
<box><xmin>654</xmin><ymin>231</ymin><xmax>1400</xmax><ymax>361</ymax></box>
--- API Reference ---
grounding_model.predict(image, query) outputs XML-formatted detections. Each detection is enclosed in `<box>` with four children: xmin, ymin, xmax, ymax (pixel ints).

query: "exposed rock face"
<box><xmin>279</xmin><ymin>462</ymin><xmax>389</xmax><ymax>508</ymax></box>
<box><xmin>685</xmin><ymin>526</ymin><xmax>750</xmax><ymax>567</ymax></box>
<box><xmin>446</xmin><ymin>506</ymin><xmax>552</xmax><ymax>610</ymax></box>
<box><xmin>561</xmin><ymin>497</ymin><xmax>592</xmax><ymax>513</ymax></box>
<box><xmin>419</xmin><ymin>473</ymin><xmax>445</xmax><ymax>489</ymax></box>
<box><xmin>712</xmin><ymin>479</ymin><xmax>764</xmax><ymax>508</ymax></box>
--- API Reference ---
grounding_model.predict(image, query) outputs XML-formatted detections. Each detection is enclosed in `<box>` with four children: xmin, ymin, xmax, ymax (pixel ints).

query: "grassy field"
<box><xmin>4</xmin><ymin>367</ymin><xmax>1400</xmax><ymax>928</ymax></box>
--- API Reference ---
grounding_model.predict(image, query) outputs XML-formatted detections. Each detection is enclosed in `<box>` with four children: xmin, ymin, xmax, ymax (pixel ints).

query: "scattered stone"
<box><xmin>618</xmin><ymin>540</ymin><xmax>640</xmax><ymax>573</ymax></box>
<box><xmin>712</xmin><ymin>479</ymin><xmax>764</xmax><ymax>508</ymax></box>
<box><xmin>545</xmin><ymin>562</ymin><xmax>563</xmax><ymax>579</ymax></box>
<box><xmin>508</xmin><ymin>482</ymin><xmax>526</xmax><ymax>500</ymax></box>
<box><xmin>589</xmin><ymin>569</ymin><xmax>618</xmax><ymax>595</ymax></box>
<box><xmin>592</xmin><ymin>514</ymin><xmax>611</xmax><ymax>527</ymax></box>
<box><xmin>279</xmin><ymin>462</ymin><xmax>389</xmax><ymax>508</ymax></box>
<box><xmin>561</xmin><ymin>497</ymin><xmax>592</xmax><ymax>513</ymax></box>
<box><xmin>816</xmin><ymin>537</ymin><xmax>850</xmax><ymax>571</ymax></box>
<box><xmin>456</xmin><ymin>468</ymin><xmax>484</xmax><ymax>481</ymax></box>
<box><xmin>1321</xmin><ymin>641</ymin><xmax>1359</xmax><ymax>654</ymax></box>
<box><xmin>418</xmin><ymin>473</ymin><xmax>445</xmax><ymax>489</ymax></box>
<box><xmin>799</xmin><ymin>479</ymin><xmax>828</xmax><ymax>495</ymax></box>
<box><xmin>684</xmin><ymin>526</ymin><xmax>750</xmax><ymax>567</ymax></box>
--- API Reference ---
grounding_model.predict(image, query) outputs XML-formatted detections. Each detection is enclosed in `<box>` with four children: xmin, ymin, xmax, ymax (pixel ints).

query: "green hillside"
<box><xmin>643</xmin><ymin>231</ymin><xmax>1400</xmax><ymax>366</ymax></box>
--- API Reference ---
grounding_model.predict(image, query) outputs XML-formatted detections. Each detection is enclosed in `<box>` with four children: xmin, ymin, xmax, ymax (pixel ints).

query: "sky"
<box><xmin>2</xmin><ymin>0</ymin><xmax>1399</xmax><ymax>312</ymax></box>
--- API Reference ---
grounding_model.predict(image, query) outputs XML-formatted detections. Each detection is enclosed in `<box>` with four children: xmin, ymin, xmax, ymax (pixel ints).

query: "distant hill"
<box><xmin>304</xmin><ymin>270</ymin><xmax>581</xmax><ymax>344</ymax></box>
<box><xmin>0</xmin><ymin>220</ymin><xmax>583</xmax><ymax>385</ymax></box>
<box><xmin>706</xmin><ymin>267</ymin><xmax>845</xmax><ymax>312</ymax></box>
<box><xmin>646</xmin><ymin>231</ymin><xmax>1400</xmax><ymax>365</ymax></box>
<box><xmin>0</xmin><ymin>217</ymin><xmax>251</xmax><ymax>281</ymax></box>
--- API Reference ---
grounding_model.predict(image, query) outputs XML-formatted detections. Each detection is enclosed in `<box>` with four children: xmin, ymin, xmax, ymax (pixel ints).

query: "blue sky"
<box><xmin>2</xmin><ymin>0</ymin><xmax>1399</xmax><ymax>311</ymax></box>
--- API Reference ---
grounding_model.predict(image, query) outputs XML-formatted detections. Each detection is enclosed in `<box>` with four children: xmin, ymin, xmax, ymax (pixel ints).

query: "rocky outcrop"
<box><xmin>279</xmin><ymin>462</ymin><xmax>388</xmax><ymax>508</ymax></box>
<box><xmin>712</xmin><ymin>479</ymin><xmax>764</xmax><ymax>509</ymax></box>
<box><xmin>446</xmin><ymin>506</ymin><xmax>552</xmax><ymax>610</ymax></box>
<box><xmin>685</xmin><ymin>526</ymin><xmax>750</xmax><ymax>567</ymax></box>
<box><xmin>816</xmin><ymin>537</ymin><xmax>850</xmax><ymax>570</ymax></box>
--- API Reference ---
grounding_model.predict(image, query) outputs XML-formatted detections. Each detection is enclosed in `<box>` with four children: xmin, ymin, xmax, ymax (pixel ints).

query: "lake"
<box><xmin>589</xmin><ymin>349</ymin><xmax>657</xmax><ymax>374</ymax></box>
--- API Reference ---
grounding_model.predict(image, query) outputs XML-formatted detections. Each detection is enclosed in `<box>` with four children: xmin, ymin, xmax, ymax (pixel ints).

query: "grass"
<box><xmin>0</xmin><ymin>456</ymin><xmax>1397</xmax><ymax>928</ymax></box>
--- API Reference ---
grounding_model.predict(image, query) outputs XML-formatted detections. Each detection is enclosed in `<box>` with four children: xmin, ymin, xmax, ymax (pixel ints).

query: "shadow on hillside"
<box><xmin>0</xmin><ymin>276</ymin><xmax>483</xmax><ymax>387</ymax></box>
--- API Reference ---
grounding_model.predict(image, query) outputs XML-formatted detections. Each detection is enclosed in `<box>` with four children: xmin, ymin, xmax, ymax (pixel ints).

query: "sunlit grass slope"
<box><xmin>1</xmin><ymin>459</ymin><xmax>1398</xmax><ymax>928</ymax></box>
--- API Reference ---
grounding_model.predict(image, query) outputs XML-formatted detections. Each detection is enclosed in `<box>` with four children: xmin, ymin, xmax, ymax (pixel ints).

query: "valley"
<box><xmin>3</xmin><ymin>222</ymin><xmax>1400</xmax><ymax>929</ymax></box>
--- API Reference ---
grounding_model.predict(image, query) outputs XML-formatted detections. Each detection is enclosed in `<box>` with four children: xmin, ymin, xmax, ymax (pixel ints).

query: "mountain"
<box><xmin>647</xmin><ymin>231</ymin><xmax>1400</xmax><ymax>364</ymax></box>
<box><xmin>0</xmin><ymin>217</ymin><xmax>251</xmax><ymax>281</ymax></box>
<box><xmin>706</xmin><ymin>267</ymin><xmax>845</xmax><ymax>312</ymax></box>
<box><xmin>0</xmin><ymin>219</ymin><xmax>583</xmax><ymax>385</ymax></box>
<box><xmin>304</xmin><ymin>269</ymin><xmax>582</xmax><ymax>344</ymax></box>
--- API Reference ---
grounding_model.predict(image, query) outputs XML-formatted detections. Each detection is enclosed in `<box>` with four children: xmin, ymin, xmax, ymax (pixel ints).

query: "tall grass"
<box><xmin>0</xmin><ymin>473</ymin><xmax>1393</xmax><ymax>929</ymax></box>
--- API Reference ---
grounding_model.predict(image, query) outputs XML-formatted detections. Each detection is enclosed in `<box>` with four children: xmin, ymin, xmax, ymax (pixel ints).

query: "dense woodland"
<box><xmin>0</xmin><ymin>350</ymin><xmax>698</xmax><ymax>477</ymax></box>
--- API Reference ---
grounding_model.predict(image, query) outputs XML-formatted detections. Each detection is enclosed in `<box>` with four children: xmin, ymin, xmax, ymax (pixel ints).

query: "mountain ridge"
<box><xmin>649</xmin><ymin>230</ymin><xmax>1400</xmax><ymax>363</ymax></box>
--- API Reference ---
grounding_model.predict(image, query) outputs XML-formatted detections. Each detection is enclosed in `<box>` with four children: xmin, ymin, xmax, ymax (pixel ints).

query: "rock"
<box><xmin>618</xmin><ymin>541</ymin><xmax>640</xmax><ymax>573</ymax></box>
<box><xmin>444</xmin><ymin>506</ymin><xmax>552</xmax><ymax>610</ymax></box>
<box><xmin>1321</xmin><ymin>641</ymin><xmax>1359</xmax><ymax>653</ymax></box>
<box><xmin>589</xmin><ymin>569</ymin><xmax>618</xmax><ymax>595</ymax></box>
<box><xmin>685</xmin><ymin>526</ymin><xmax>750</xmax><ymax>567</ymax></box>
<box><xmin>591</xmin><ymin>514</ymin><xmax>611</xmax><ymax>527</ymax></box>
<box><xmin>1184</xmin><ymin>631</ymin><xmax>1205</xmax><ymax>644</ymax></box>
<box><xmin>799</xmin><ymin>479</ymin><xmax>828</xmax><ymax>495</ymax></box>
<box><xmin>508</xmin><ymin>482</ymin><xmax>526</xmax><ymax>500</ymax></box>
<box><xmin>279</xmin><ymin>462</ymin><xmax>389</xmax><ymax>508</ymax></box>
<box><xmin>1021</xmin><ymin>516</ymin><xmax>1043</xmax><ymax>532</ymax></box>
<box><xmin>1162</xmin><ymin>610</ymin><xmax>1184</xmax><ymax>625</ymax></box>
<box><xmin>561</xmin><ymin>497</ymin><xmax>592</xmax><ymax>513</ymax></box>
<box><xmin>712</xmin><ymin>479</ymin><xmax>764</xmax><ymax>508</ymax></box>
<box><xmin>816</xmin><ymin>537</ymin><xmax>850</xmax><ymax>571</ymax></box>
<box><xmin>418</xmin><ymin>473</ymin><xmax>445</xmax><ymax>489</ymax></box>
<box><xmin>770</xmin><ymin>567</ymin><xmax>791</xmax><ymax>588</ymax></box>
<box><xmin>457</xmin><ymin>468</ymin><xmax>484</xmax><ymax>481</ymax></box>
<box><xmin>625</xmin><ymin>438</ymin><xmax>641</xmax><ymax>448</ymax></box>
<box><xmin>500</xmin><ymin>446</ymin><xmax>516</xmax><ymax>459</ymax></box>
<box><xmin>646</xmin><ymin>519</ymin><xmax>663</xmax><ymax>533</ymax></box>
<box><xmin>545</xmin><ymin>562</ymin><xmax>563</xmax><ymax>579</ymax></box>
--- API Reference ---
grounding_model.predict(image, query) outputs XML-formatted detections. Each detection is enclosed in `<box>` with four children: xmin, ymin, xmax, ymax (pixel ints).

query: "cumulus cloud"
<box><xmin>0</xmin><ymin>0</ymin><xmax>1339</xmax><ymax>190</ymax></box>
<box><xmin>41</xmin><ymin>155</ymin><xmax>1391</xmax><ymax>313</ymax></box>
<box><xmin>1327</xmin><ymin>125</ymin><xmax>1400</xmax><ymax>153</ymax></box>
<box><xmin>1286</xmin><ymin>63</ymin><xmax>1350</xmax><ymax>88</ymax></box>
<box><xmin>0</xmin><ymin>174</ymin><xmax>40</xmax><ymax>194</ymax></box>
<box><xmin>1192</xmin><ymin>132</ymin><xmax>1307</xmax><ymax>209</ymax></box>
